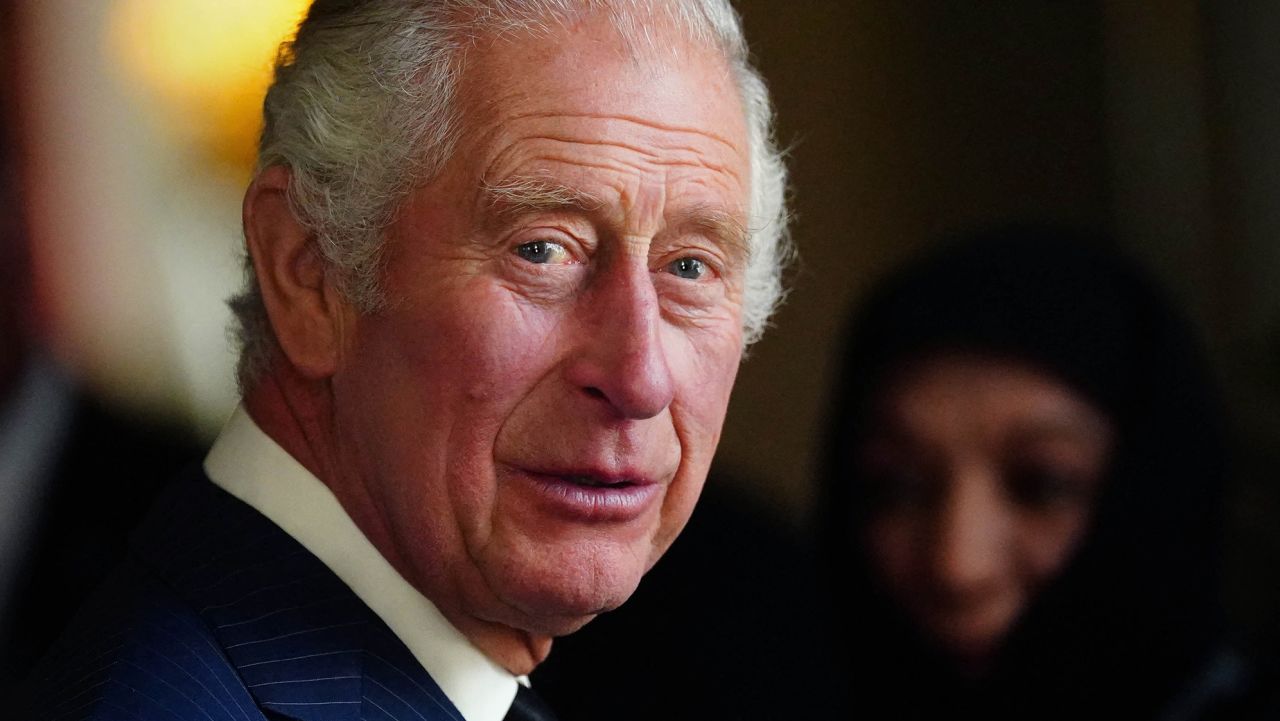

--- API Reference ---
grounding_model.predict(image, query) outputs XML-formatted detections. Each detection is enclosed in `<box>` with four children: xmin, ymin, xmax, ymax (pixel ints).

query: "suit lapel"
<box><xmin>130</xmin><ymin>469</ymin><xmax>466</xmax><ymax>721</ymax></box>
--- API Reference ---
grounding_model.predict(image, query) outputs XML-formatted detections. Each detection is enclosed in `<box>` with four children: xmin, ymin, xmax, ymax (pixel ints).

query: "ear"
<box><xmin>243</xmin><ymin>166</ymin><xmax>349</xmax><ymax>380</ymax></box>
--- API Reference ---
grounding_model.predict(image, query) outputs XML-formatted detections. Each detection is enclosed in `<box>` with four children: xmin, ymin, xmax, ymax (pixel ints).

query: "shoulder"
<box><xmin>1171</xmin><ymin>645</ymin><xmax>1280</xmax><ymax>721</ymax></box>
<box><xmin>18</xmin><ymin>558</ymin><xmax>262</xmax><ymax>721</ymax></box>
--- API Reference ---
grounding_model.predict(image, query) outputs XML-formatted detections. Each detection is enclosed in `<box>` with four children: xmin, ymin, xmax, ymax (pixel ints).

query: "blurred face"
<box><xmin>328</xmin><ymin>19</ymin><xmax>750</xmax><ymax>641</ymax></box>
<box><xmin>857</xmin><ymin>354</ymin><xmax>1113</xmax><ymax>666</ymax></box>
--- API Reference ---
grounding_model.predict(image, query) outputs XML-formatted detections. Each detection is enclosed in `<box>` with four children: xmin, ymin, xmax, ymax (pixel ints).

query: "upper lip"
<box><xmin>522</xmin><ymin>466</ymin><xmax>663</xmax><ymax>487</ymax></box>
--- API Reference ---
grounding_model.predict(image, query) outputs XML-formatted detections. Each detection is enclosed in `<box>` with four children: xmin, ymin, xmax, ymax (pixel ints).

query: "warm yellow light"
<box><xmin>107</xmin><ymin>0</ymin><xmax>311</xmax><ymax>175</ymax></box>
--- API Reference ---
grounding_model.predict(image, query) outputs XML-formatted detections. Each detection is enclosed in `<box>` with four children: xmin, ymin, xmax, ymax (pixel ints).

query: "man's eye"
<box><xmin>666</xmin><ymin>257</ymin><xmax>706</xmax><ymax>280</ymax></box>
<box><xmin>515</xmin><ymin>240</ymin><xmax>571</xmax><ymax>265</ymax></box>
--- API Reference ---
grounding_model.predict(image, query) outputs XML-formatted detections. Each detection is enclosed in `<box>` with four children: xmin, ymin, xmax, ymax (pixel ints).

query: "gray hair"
<box><xmin>230</xmin><ymin>0</ymin><xmax>792</xmax><ymax>389</ymax></box>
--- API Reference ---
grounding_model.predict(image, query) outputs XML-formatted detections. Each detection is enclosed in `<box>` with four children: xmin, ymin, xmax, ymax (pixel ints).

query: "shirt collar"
<box><xmin>204</xmin><ymin>405</ymin><xmax>520</xmax><ymax>721</ymax></box>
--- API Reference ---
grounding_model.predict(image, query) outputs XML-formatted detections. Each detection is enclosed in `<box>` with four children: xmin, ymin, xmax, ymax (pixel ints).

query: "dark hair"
<box><xmin>819</xmin><ymin>224</ymin><xmax>1229</xmax><ymax>718</ymax></box>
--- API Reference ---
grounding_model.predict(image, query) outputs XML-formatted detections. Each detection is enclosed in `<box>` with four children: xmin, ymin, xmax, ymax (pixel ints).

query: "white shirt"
<box><xmin>204</xmin><ymin>406</ymin><xmax>521</xmax><ymax>721</ymax></box>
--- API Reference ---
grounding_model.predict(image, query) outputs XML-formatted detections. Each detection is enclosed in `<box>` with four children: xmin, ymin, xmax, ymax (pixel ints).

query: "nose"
<box><xmin>565</xmin><ymin>253</ymin><xmax>676</xmax><ymax>420</ymax></box>
<box><xmin>929</xmin><ymin>467</ymin><xmax>1009</xmax><ymax>595</ymax></box>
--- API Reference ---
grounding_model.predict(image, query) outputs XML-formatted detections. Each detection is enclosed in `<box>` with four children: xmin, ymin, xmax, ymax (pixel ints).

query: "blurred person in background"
<box><xmin>0</xmin><ymin>15</ymin><xmax>198</xmax><ymax>689</ymax></box>
<box><xmin>819</xmin><ymin>226</ymin><xmax>1277</xmax><ymax>720</ymax></box>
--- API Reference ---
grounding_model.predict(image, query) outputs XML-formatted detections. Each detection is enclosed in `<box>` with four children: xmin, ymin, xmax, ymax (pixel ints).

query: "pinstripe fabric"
<box><xmin>20</xmin><ymin>468</ymin><xmax>465</xmax><ymax>721</ymax></box>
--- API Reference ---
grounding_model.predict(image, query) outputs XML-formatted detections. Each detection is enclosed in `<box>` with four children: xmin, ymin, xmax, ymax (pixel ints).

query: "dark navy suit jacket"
<box><xmin>20</xmin><ymin>468</ymin><xmax>466</xmax><ymax>721</ymax></box>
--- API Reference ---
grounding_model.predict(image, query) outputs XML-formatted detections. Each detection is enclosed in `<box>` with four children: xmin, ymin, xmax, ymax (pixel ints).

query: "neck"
<box><xmin>242</xmin><ymin>369</ymin><xmax>334</xmax><ymax>483</ymax></box>
<box><xmin>440</xmin><ymin>606</ymin><xmax>555</xmax><ymax>676</ymax></box>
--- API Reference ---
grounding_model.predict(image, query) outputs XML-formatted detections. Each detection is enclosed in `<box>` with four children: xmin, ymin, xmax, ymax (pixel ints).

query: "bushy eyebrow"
<box><xmin>667</xmin><ymin>203</ymin><xmax>751</xmax><ymax>265</ymax></box>
<box><xmin>481</xmin><ymin>175</ymin><xmax>604</xmax><ymax>222</ymax></box>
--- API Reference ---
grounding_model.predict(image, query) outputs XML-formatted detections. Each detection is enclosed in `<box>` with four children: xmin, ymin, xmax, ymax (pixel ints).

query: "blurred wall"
<box><xmin>1200</xmin><ymin>0</ymin><xmax>1280</xmax><ymax>648</ymax></box>
<box><xmin>13</xmin><ymin>0</ymin><xmax>297</xmax><ymax>438</ymax></box>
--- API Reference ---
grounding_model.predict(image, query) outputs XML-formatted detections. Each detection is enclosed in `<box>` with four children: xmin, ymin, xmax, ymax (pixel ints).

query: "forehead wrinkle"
<box><xmin>499</xmin><ymin>133</ymin><xmax>741</xmax><ymax>181</ymax></box>
<box><xmin>506</xmin><ymin>110</ymin><xmax>743</xmax><ymax>155</ymax></box>
<box><xmin>511</xmin><ymin>152</ymin><xmax>739</xmax><ymax>198</ymax></box>
<box><xmin>486</xmin><ymin>138</ymin><xmax>745</xmax><ymax>208</ymax></box>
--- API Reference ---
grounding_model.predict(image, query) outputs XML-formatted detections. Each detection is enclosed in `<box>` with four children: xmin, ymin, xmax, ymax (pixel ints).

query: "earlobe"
<box><xmin>243</xmin><ymin>166</ymin><xmax>348</xmax><ymax>380</ymax></box>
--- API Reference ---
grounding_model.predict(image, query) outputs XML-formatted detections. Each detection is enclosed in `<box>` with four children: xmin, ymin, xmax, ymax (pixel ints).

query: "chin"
<box><xmin>498</xmin><ymin>588</ymin><xmax>629</xmax><ymax>639</ymax></box>
<box><xmin>525</xmin><ymin>610</ymin><xmax>600</xmax><ymax>639</ymax></box>
<box><xmin>927</xmin><ymin>619</ymin><xmax>1014</xmax><ymax>671</ymax></box>
<box><xmin>484</xmin><ymin>539</ymin><xmax>650</xmax><ymax>635</ymax></box>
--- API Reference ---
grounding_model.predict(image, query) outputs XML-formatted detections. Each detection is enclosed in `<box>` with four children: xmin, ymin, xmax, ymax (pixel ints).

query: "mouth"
<box><xmin>564</xmin><ymin>474</ymin><xmax>640</xmax><ymax>489</ymax></box>
<box><xmin>919</xmin><ymin>599</ymin><xmax>1020</xmax><ymax>664</ymax></box>
<box><xmin>511</xmin><ymin>468</ymin><xmax>664</xmax><ymax>522</ymax></box>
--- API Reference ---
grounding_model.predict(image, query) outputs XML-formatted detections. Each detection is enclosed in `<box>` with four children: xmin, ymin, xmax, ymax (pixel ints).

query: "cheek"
<box><xmin>644</xmin><ymin>328</ymin><xmax>741</xmax><ymax>552</ymax></box>
<box><xmin>432</xmin><ymin>288</ymin><xmax>563</xmax><ymax>394</ymax></box>
<box><xmin>1017</xmin><ymin>505</ymin><xmax>1094</xmax><ymax>584</ymax></box>
<box><xmin>662</xmin><ymin>346</ymin><xmax>737</xmax><ymax>487</ymax></box>
<box><xmin>667</xmin><ymin>325</ymin><xmax>741</xmax><ymax>432</ymax></box>
<box><xmin>343</xmin><ymin>287</ymin><xmax>565</xmax><ymax>497</ymax></box>
<box><xmin>429</xmin><ymin>292</ymin><xmax>566</xmax><ymax>476</ymax></box>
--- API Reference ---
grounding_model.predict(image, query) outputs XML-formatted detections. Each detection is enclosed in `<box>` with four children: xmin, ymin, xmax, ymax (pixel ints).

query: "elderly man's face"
<box><xmin>329</xmin><ymin>19</ymin><xmax>750</xmax><ymax>638</ymax></box>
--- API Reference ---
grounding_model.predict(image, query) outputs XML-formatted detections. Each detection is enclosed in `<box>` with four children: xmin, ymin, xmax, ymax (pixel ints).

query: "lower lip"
<box><xmin>514</xmin><ymin>471</ymin><xmax>662</xmax><ymax>523</ymax></box>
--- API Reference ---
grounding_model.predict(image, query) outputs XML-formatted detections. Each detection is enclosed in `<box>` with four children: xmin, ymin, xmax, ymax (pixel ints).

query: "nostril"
<box><xmin>584</xmin><ymin>386</ymin><xmax>606</xmax><ymax>400</ymax></box>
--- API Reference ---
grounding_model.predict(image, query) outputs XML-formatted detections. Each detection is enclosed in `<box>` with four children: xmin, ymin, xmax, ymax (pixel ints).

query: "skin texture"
<box><xmin>242</xmin><ymin>16</ymin><xmax>749</xmax><ymax>675</ymax></box>
<box><xmin>858</xmin><ymin>354</ymin><xmax>1113</xmax><ymax>668</ymax></box>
